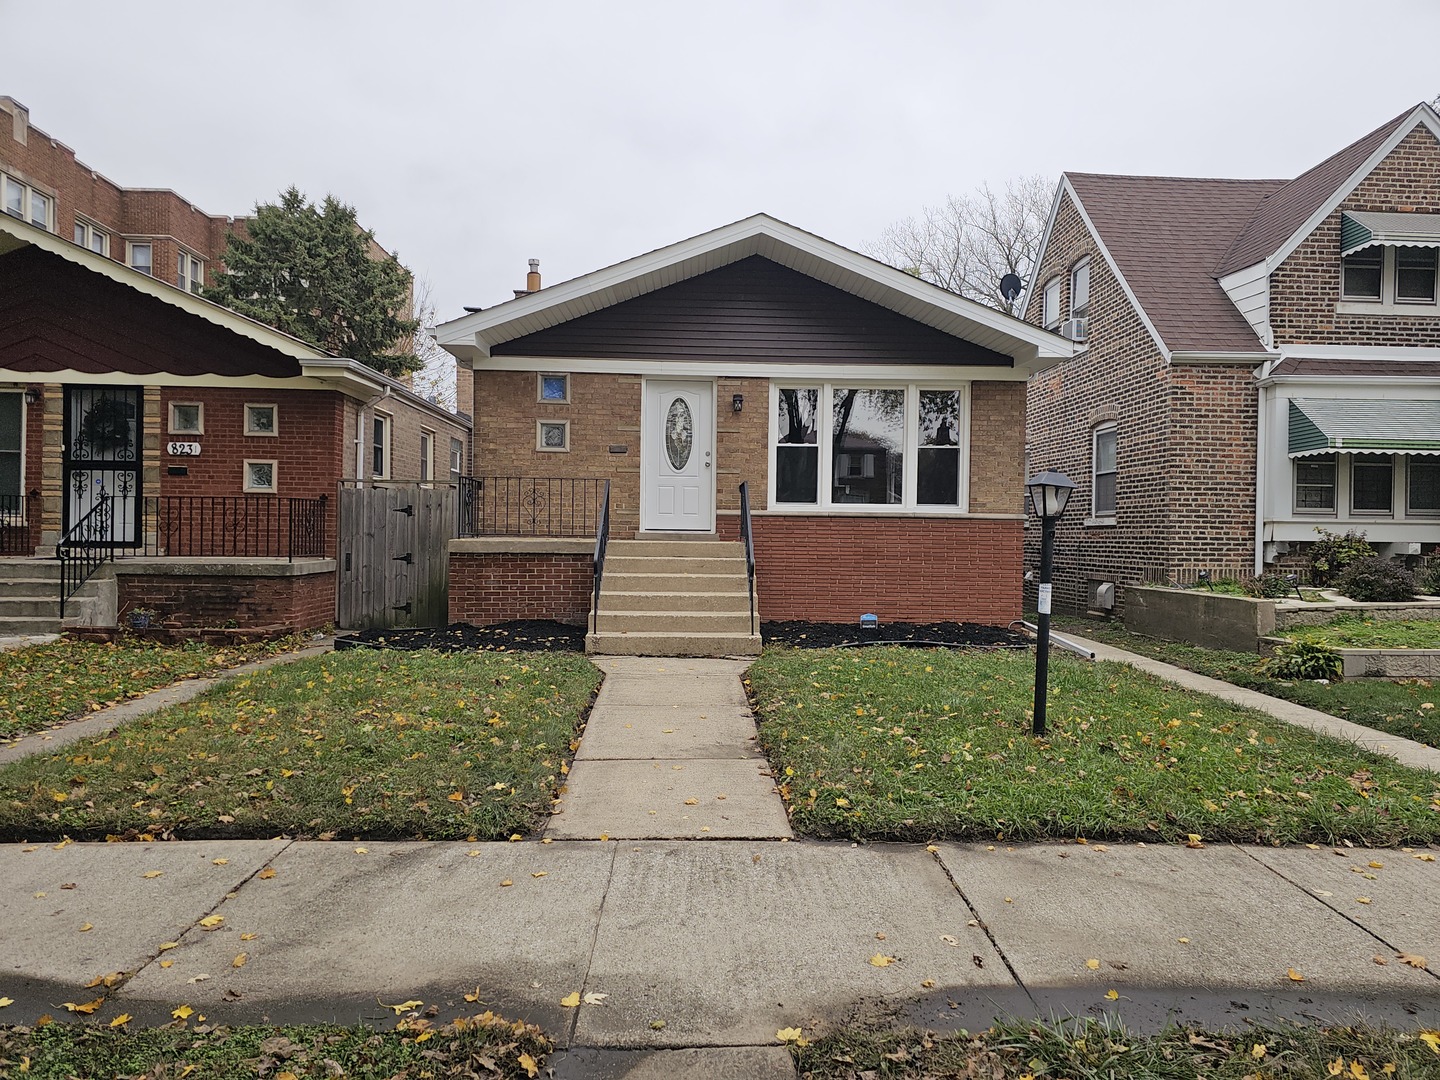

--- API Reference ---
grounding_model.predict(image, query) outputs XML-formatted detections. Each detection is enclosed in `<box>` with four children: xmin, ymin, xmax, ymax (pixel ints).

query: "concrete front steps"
<box><xmin>0</xmin><ymin>559</ymin><xmax>114</xmax><ymax>636</ymax></box>
<box><xmin>585</xmin><ymin>538</ymin><xmax>761</xmax><ymax>657</ymax></box>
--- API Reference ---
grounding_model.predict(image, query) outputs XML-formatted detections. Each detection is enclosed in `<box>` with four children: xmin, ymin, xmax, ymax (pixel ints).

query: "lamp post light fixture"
<box><xmin>1025</xmin><ymin>470</ymin><xmax>1075</xmax><ymax>738</ymax></box>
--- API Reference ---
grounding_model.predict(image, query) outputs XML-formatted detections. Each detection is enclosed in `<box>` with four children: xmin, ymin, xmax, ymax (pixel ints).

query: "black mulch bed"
<box><xmin>761</xmin><ymin>620</ymin><xmax>1031</xmax><ymax>649</ymax></box>
<box><xmin>335</xmin><ymin>620</ymin><xmax>587</xmax><ymax>653</ymax></box>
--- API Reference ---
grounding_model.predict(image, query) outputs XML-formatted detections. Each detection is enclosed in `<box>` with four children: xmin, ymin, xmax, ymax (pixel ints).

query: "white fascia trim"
<box><xmin>1061</xmin><ymin>176</ymin><xmax>1173</xmax><ymax>361</ymax></box>
<box><xmin>1169</xmin><ymin>350</ymin><xmax>1276</xmax><ymax>365</ymax></box>
<box><xmin>475</xmin><ymin>355</ymin><xmax>1033</xmax><ymax>383</ymax></box>
<box><xmin>300</xmin><ymin>358</ymin><xmax>470</xmax><ymax>424</ymax></box>
<box><xmin>0</xmin><ymin>213</ymin><xmax>327</xmax><ymax>361</ymax></box>
<box><xmin>1265</xmin><ymin>105</ymin><xmax>1440</xmax><ymax>274</ymax></box>
<box><xmin>1277</xmin><ymin>345</ymin><xmax>1440</xmax><ymax>361</ymax></box>
<box><xmin>434</xmin><ymin>213</ymin><xmax>1071</xmax><ymax>362</ymax></box>
<box><xmin>1258</xmin><ymin>374</ymin><xmax>1440</xmax><ymax>389</ymax></box>
<box><xmin>1018</xmin><ymin>181</ymin><xmax>1068</xmax><ymax>318</ymax></box>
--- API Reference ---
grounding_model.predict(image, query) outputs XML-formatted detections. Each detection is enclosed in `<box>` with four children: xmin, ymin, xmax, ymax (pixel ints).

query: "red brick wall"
<box><xmin>718</xmin><ymin>515</ymin><xmax>1022</xmax><ymax>625</ymax></box>
<box><xmin>448</xmin><ymin>552</ymin><xmax>594</xmax><ymax>625</ymax></box>
<box><xmin>117</xmin><ymin>571</ymin><xmax>335</xmax><ymax>630</ymax></box>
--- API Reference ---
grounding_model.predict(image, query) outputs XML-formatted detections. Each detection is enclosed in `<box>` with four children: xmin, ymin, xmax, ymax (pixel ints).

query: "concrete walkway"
<box><xmin>1063</xmin><ymin>632</ymin><xmax>1440</xmax><ymax>772</ymax></box>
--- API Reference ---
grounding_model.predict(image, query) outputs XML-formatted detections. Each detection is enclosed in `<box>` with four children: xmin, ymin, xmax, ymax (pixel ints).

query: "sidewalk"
<box><xmin>1</xmin><ymin>649</ymin><xmax>1438</xmax><ymax>1078</ymax></box>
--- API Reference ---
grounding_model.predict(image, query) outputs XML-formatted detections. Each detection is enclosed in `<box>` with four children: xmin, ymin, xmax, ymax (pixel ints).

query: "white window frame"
<box><xmin>1090</xmin><ymin>422</ymin><xmax>1117</xmax><ymax>522</ymax></box>
<box><xmin>73</xmin><ymin>218</ymin><xmax>109</xmax><ymax>256</ymax></box>
<box><xmin>3</xmin><ymin>174</ymin><xmax>51</xmax><ymax>231</ymax></box>
<box><xmin>177</xmin><ymin>250</ymin><xmax>204</xmax><ymax>294</ymax></box>
<box><xmin>1292</xmin><ymin>454</ymin><xmax>1337</xmax><ymax>515</ymax></box>
<box><xmin>168</xmin><ymin>401</ymin><xmax>204</xmax><ymax>435</ymax></box>
<box><xmin>536</xmin><ymin>419</ymin><xmax>570</xmax><ymax>452</ymax></box>
<box><xmin>766</xmin><ymin>381</ymin><xmax>970</xmax><ymax>513</ymax></box>
<box><xmin>126</xmin><ymin>241</ymin><xmax>153</xmax><ymax>276</ymax></box>
<box><xmin>1042</xmin><ymin>277</ymin><xmax>1061</xmax><ymax>330</ymax></box>
<box><xmin>537</xmin><ymin>373</ymin><xmax>570</xmax><ymax>403</ymax></box>
<box><xmin>244</xmin><ymin>403</ymin><xmax>278</xmax><ymax>437</ymax></box>
<box><xmin>1338</xmin><ymin>245</ymin><xmax>1440</xmax><ymax>314</ymax></box>
<box><xmin>371</xmin><ymin>412</ymin><xmax>392</xmax><ymax>479</ymax></box>
<box><xmin>419</xmin><ymin>429</ymin><xmax>434</xmax><ymax>482</ymax></box>
<box><xmin>449</xmin><ymin>436</ymin><xmax>464</xmax><ymax>483</ymax></box>
<box><xmin>1406</xmin><ymin>456</ymin><xmax>1440</xmax><ymax>517</ymax></box>
<box><xmin>1350</xmin><ymin>453</ymin><xmax>1395</xmax><ymax>516</ymax></box>
<box><xmin>242</xmin><ymin>459</ymin><xmax>278</xmax><ymax>494</ymax></box>
<box><xmin>1070</xmin><ymin>258</ymin><xmax>1091</xmax><ymax>318</ymax></box>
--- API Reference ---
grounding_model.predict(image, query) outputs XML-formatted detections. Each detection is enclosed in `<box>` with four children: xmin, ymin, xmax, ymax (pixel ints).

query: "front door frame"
<box><xmin>639</xmin><ymin>377</ymin><xmax>716</xmax><ymax>532</ymax></box>
<box><xmin>62</xmin><ymin>384</ymin><xmax>142</xmax><ymax>546</ymax></box>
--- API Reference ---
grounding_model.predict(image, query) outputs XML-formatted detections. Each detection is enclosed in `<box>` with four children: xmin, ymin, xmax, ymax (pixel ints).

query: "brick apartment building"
<box><xmin>0</xmin><ymin>97</ymin><xmax>467</xmax><ymax>633</ymax></box>
<box><xmin>1023</xmin><ymin>102</ymin><xmax>1440</xmax><ymax>615</ymax></box>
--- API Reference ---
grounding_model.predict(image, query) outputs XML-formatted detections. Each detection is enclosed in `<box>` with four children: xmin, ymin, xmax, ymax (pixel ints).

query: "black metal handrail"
<box><xmin>592</xmin><ymin>479</ymin><xmax>611</xmax><ymax>636</ymax></box>
<box><xmin>0</xmin><ymin>491</ymin><xmax>36</xmax><ymax>556</ymax></box>
<box><xmin>58</xmin><ymin>491</ymin><xmax>114</xmax><ymax>618</ymax></box>
<box><xmin>458</xmin><ymin>476</ymin><xmax>604</xmax><ymax>538</ymax></box>
<box><xmin>738</xmin><ymin>481</ymin><xmax>756</xmax><ymax>636</ymax></box>
<box><xmin>145</xmin><ymin>495</ymin><xmax>328</xmax><ymax>560</ymax></box>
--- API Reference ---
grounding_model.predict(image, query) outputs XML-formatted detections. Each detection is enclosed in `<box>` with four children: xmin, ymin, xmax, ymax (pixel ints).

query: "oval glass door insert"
<box><xmin>665</xmin><ymin>397</ymin><xmax>694</xmax><ymax>470</ymax></box>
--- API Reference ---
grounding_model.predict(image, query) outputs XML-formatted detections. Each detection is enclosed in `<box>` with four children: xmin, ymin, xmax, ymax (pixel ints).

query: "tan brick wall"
<box><xmin>371</xmin><ymin>396</ymin><xmax>469</xmax><ymax>483</ymax></box>
<box><xmin>715</xmin><ymin>376</ymin><xmax>770</xmax><ymax>513</ymax></box>
<box><xmin>968</xmin><ymin>381</ymin><xmax>1025</xmax><ymax>514</ymax></box>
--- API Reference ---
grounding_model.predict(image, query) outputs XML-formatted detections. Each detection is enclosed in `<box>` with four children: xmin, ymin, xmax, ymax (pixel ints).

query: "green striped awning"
<box><xmin>1340</xmin><ymin>211</ymin><xmax>1440</xmax><ymax>255</ymax></box>
<box><xmin>1288</xmin><ymin>398</ymin><xmax>1440</xmax><ymax>456</ymax></box>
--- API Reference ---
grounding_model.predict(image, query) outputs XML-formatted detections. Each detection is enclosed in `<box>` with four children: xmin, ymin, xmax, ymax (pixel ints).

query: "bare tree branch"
<box><xmin>866</xmin><ymin>175</ymin><xmax>1054</xmax><ymax>313</ymax></box>
<box><xmin>408</xmin><ymin>276</ymin><xmax>458</xmax><ymax>411</ymax></box>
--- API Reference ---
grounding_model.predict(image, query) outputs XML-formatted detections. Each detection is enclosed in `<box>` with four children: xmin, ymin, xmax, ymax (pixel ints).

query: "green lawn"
<box><xmin>0</xmin><ymin>650</ymin><xmax>601</xmax><ymax>842</ymax></box>
<box><xmin>747</xmin><ymin>646</ymin><xmax>1440</xmax><ymax>845</ymax></box>
<box><xmin>1278</xmin><ymin>617</ymin><xmax>1440</xmax><ymax>650</ymax></box>
<box><xmin>0</xmin><ymin>636</ymin><xmax>316</xmax><ymax>741</ymax></box>
<box><xmin>791</xmin><ymin>1018</ymin><xmax>1440</xmax><ymax>1079</ymax></box>
<box><xmin>1055</xmin><ymin>618</ymin><xmax>1440</xmax><ymax>750</ymax></box>
<box><xmin>0</xmin><ymin>1011</ymin><xmax>551</xmax><ymax>1079</ymax></box>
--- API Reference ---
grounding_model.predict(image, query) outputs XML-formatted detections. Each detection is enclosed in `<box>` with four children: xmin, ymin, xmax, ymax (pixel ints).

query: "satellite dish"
<box><xmin>999</xmin><ymin>273</ymin><xmax>1023</xmax><ymax>304</ymax></box>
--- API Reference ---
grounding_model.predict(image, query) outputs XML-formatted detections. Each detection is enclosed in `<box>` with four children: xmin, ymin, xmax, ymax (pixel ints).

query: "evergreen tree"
<box><xmin>204</xmin><ymin>188</ymin><xmax>420</xmax><ymax>375</ymax></box>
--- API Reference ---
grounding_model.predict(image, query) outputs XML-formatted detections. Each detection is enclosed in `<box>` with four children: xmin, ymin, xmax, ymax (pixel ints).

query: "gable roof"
<box><xmin>1064</xmin><ymin>173</ymin><xmax>1284</xmax><ymax>353</ymax></box>
<box><xmin>434</xmin><ymin>214</ymin><xmax>1073</xmax><ymax>375</ymax></box>
<box><xmin>1215</xmin><ymin>107</ymin><xmax>1419</xmax><ymax>276</ymax></box>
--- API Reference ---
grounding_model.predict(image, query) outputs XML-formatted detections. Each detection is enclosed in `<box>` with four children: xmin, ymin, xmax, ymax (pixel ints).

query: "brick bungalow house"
<box><xmin>433</xmin><ymin>214</ymin><xmax>1071</xmax><ymax>653</ymax></box>
<box><xmin>1023</xmin><ymin>101</ymin><xmax>1440</xmax><ymax>615</ymax></box>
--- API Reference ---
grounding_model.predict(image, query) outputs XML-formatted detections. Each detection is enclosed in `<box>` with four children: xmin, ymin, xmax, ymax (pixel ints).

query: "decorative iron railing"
<box><xmin>143</xmin><ymin>495</ymin><xmax>329</xmax><ymax>560</ymax></box>
<box><xmin>592</xmin><ymin>480</ymin><xmax>611</xmax><ymax>636</ymax></box>
<box><xmin>58</xmin><ymin>491</ymin><xmax>114</xmax><ymax>617</ymax></box>
<box><xmin>458</xmin><ymin>476</ymin><xmax>605</xmax><ymax>538</ymax></box>
<box><xmin>738</xmin><ymin>481</ymin><xmax>757</xmax><ymax>636</ymax></box>
<box><xmin>0</xmin><ymin>492</ymin><xmax>36</xmax><ymax>556</ymax></box>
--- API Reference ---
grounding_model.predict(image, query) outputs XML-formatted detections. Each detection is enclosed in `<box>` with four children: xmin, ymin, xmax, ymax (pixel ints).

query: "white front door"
<box><xmin>642</xmin><ymin>380</ymin><xmax>714</xmax><ymax>531</ymax></box>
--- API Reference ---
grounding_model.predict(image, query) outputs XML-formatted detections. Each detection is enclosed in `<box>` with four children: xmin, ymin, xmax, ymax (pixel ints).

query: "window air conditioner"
<box><xmin>1060</xmin><ymin>317</ymin><xmax>1088</xmax><ymax>342</ymax></box>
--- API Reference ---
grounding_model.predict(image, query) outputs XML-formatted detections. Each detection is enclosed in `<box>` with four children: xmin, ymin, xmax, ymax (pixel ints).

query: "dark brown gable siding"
<box><xmin>0</xmin><ymin>246</ymin><xmax>303</xmax><ymax>379</ymax></box>
<box><xmin>493</xmin><ymin>256</ymin><xmax>1013</xmax><ymax>366</ymax></box>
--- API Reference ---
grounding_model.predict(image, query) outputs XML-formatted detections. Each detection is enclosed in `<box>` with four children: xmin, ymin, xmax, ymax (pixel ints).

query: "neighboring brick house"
<box><xmin>434</xmin><ymin>214</ymin><xmax>1071</xmax><ymax>630</ymax></box>
<box><xmin>1023</xmin><ymin>102</ymin><xmax>1440</xmax><ymax>615</ymax></box>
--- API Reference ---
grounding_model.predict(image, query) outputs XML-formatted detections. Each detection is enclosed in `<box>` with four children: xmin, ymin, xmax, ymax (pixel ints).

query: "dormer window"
<box><xmin>1070</xmin><ymin>259</ymin><xmax>1091</xmax><ymax>317</ymax></box>
<box><xmin>1341</xmin><ymin>247</ymin><xmax>1382</xmax><ymax>300</ymax></box>
<box><xmin>1042</xmin><ymin>278</ymin><xmax>1061</xmax><ymax>330</ymax></box>
<box><xmin>1397</xmin><ymin>247</ymin><xmax>1438</xmax><ymax>303</ymax></box>
<box><xmin>1338</xmin><ymin>212</ymin><xmax>1440</xmax><ymax>311</ymax></box>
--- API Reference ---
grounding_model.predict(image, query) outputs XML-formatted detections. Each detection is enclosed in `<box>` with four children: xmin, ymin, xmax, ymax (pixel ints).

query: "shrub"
<box><xmin>1420</xmin><ymin>562</ymin><xmax>1440</xmax><ymax>596</ymax></box>
<box><xmin>1307</xmin><ymin>528</ymin><xmax>1374</xmax><ymax>584</ymax></box>
<box><xmin>1260</xmin><ymin>640</ymin><xmax>1343</xmax><ymax>681</ymax></box>
<box><xmin>1334</xmin><ymin>557</ymin><xmax>1416</xmax><ymax>603</ymax></box>
<box><xmin>1243</xmin><ymin>573</ymin><xmax>1297</xmax><ymax>599</ymax></box>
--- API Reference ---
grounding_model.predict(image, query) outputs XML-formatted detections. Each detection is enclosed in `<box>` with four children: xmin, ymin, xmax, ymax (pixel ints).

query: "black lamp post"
<box><xmin>1026</xmin><ymin>470</ymin><xmax>1075</xmax><ymax>738</ymax></box>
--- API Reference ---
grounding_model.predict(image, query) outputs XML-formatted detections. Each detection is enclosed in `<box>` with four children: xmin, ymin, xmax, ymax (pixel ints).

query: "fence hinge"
<box><xmin>391</xmin><ymin>601</ymin><xmax>412</xmax><ymax>614</ymax></box>
<box><xmin>393</xmin><ymin>552</ymin><xmax>413</xmax><ymax>565</ymax></box>
<box><xmin>392</xmin><ymin>505</ymin><xmax>414</xmax><ymax>517</ymax></box>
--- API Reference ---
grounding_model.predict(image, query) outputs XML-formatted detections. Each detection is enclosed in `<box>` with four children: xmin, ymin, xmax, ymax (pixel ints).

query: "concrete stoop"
<box><xmin>0</xmin><ymin>558</ymin><xmax>114</xmax><ymax>636</ymax></box>
<box><xmin>586</xmin><ymin>539</ymin><xmax>761</xmax><ymax>657</ymax></box>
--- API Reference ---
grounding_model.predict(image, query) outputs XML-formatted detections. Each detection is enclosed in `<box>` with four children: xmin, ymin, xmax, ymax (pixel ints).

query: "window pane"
<box><xmin>541</xmin><ymin>375</ymin><xmax>567</xmax><ymax>400</ymax></box>
<box><xmin>1342</xmin><ymin>249</ymin><xmax>1382</xmax><ymax>299</ymax></box>
<box><xmin>131</xmin><ymin>244</ymin><xmax>151</xmax><ymax>274</ymax></box>
<box><xmin>776</xmin><ymin>388</ymin><xmax>817</xmax><ymax>444</ymax></box>
<box><xmin>776</xmin><ymin>446</ymin><xmax>818</xmax><ymax>503</ymax></box>
<box><xmin>917</xmin><ymin>448</ymin><xmax>959</xmax><ymax>505</ymax></box>
<box><xmin>1093</xmin><ymin>427</ymin><xmax>1116</xmax><ymax>516</ymax></box>
<box><xmin>1409</xmin><ymin>458</ymin><xmax>1440</xmax><ymax>512</ymax></box>
<box><xmin>90</xmin><ymin>231</ymin><xmax>105</xmax><ymax>254</ymax></box>
<box><xmin>3</xmin><ymin>178</ymin><xmax>21</xmax><ymax>216</ymax></box>
<box><xmin>1352</xmin><ymin>453</ymin><xmax>1393</xmax><ymax>512</ymax></box>
<box><xmin>172</xmin><ymin>404</ymin><xmax>200</xmax><ymax>432</ymax></box>
<box><xmin>1094</xmin><ymin>427</ymin><xmax>1116</xmax><ymax>473</ymax></box>
<box><xmin>833</xmin><ymin>388</ymin><xmax>903</xmax><ymax>504</ymax></box>
<box><xmin>1071</xmin><ymin>260</ymin><xmax>1090</xmax><ymax>313</ymax></box>
<box><xmin>1295</xmin><ymin>456</ymin><xmax>1336</xmax><ymax>510</ymax></box>
<box><xmin>29</xmin><ymin>192</ymin><xmax>47</xmax><ymax>228</ymax></box>
<box><xmin>1396</xmin><ymin>247</ymin><xmax>1437</xmax><ymax>302</ymax></box>
<box><xmin>1093</xmin><ymin>471</ymin><xmax>1116</xmax><ymax>516</ymax></box>
<box><xmin>1043</xmin><ymin>279</ymin><xmax>1060</xmax><ymax>327</ymax></box>
<box><xmin>74</xmin><ymin>222</ymin><xmax>86</xmax><ymax>245</ymax></box>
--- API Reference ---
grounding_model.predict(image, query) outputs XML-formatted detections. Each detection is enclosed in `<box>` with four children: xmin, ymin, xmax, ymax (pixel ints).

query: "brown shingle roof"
<box><xmin>1214</xmin><ymin>107</ymin><xmax>1417</xmax><ymax>276</ymax></box>
<box><xmin>1269</xmin><ymin>357</ymin><xmax>1440</xmax><ymax>378</ymax></box>
<box><xmin>1066</xmin><ymin>173</ymin><xmax>1284</xmax><ymax>352</ymax></box>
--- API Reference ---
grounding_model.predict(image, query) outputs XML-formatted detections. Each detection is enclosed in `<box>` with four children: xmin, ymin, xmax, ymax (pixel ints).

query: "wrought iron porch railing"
<box><xmin>592</xmin><ymin>480</ymin><xmax>611</xmax><ymax>636</ymax></box>
<box><xmin>738</xmin><ymin>481</ymin><xmax>757</xmax><ymax>637</ymax></box>
<box><xmin>58</xmin><ymin>491</ymin><xmax>114</xmax><ymax>618</ymax></box>
<box><xmin>0</xmin><ymin>492</ymin><xmax>36</xmax><ymax>556</ymax></box>
<box><xmin>458</xmin><ymin>476</ymin><xmax>605</xmax><ymax>538</ymax></box>
<box><xmin>142</xmin><ymin>495</ymin><xmax>328</xmax><ymax>560</ymax></box>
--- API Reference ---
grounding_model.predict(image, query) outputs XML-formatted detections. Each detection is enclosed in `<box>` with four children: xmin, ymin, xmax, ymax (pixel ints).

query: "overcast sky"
<box><xmin>8</xmin><ymin>0</ymin><xmax>1440</xmax><ymax>324</ymax></box>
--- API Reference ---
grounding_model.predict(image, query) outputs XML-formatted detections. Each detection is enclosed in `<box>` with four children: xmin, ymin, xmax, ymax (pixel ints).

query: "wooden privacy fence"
<box><xmin>337</xmin><ymin>482</ymin><xmax>458</xmax><ymax>630</ymax></box>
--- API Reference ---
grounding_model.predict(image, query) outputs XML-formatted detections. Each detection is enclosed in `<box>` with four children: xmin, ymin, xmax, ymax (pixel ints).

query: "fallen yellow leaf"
<box><xmin>776</xmin><ymin>1026</ymin><xmax>804</xmax><ymax>1042</ymax></box>
<box><xmin>1415</xmin><ymin>853</ymin><xmax>1436</xmax><ymax>862</ymax></box>
<box><xmin>1105</xmin><ymin>989</ymin><xmax>1119</xmax><ymax>1000</ymax></box>
<box><xmin>920</xmin><ymin>979</ymin><xmax>936</xmax><ymax>988</ymax></box>
<box><xmin>1421</xmin><ymin>1030</ymin><xmax>1440</xmax><ymax>1054</ymax></box>
<box><xmin>0</xmin><ymin>997</ymin><xmax>12</xmax><ymax>1008</ymax></box>
<box><xmin>1252</xmin><ymin>1043</ymin><xmax>1267</xmax><ymax>1058</ymax></box>
<box><xmin>232</xmin><ymin>953</ymin><xmax>248</xmax><ymax>968</ymax></box>
<box><xmin>560</xmin><ymin>991</ymin><xmax>581</xmax><ymax>1007</ymax></box>
<box><xmin>415</xmin><ymin>1031</ymin><xmax>432</xmax><ymax>1043</ymax></box>
<box><xmin>158</xmin><ymin>942</ymin><xmax>179</xmax><ymax>951</ymax></box>
<box><xmin>240</xmin><ymin>933</ymin><xmax>257</xmax><ymax>941</ymax></box>
<box><xmin>62</xmin><ymin>998</ymin><xmax>104</xmax><ymax>1015</ymax></box>
<box><xmin>354</xmin><ymin>847</ymin><xmax>369</xmax><ymax>855</ymax></box>
<box><xmin>257</xmin><ymin>867</ymin><xmax>277</xmax><ymax>880</ymax></box>
<box><xmin>518</xmin><ymin>1052</ymin><xmax>539</xmax><ymax>1078</ymax></box>
<box><xmin>277</xmin><ymin>1073</ymin><xmax>299</xmax><ymax>1080</ymax></box>
<box><xmin>171</xmin><ymin>1004</ymin><xmax>194</xmax><ymax>1020</ymax></box>
<box><xmin>78</xmin><ymin>923</ymin><xmax>93</xmax><ymax>933</ymax></box>
<box><xmin>583</xmin><ymin>992</ymin><xmax>608</xmax><ymax>1006</ymax></box>
<box><xmin>1288</xmin><ymin>968</ymin><xmax>1306</xmax><ymax>982</ymax></box>
<box><xmin>159</xmin><ymin>960</ymin><xmax>173</xmax><ymax>968</ymax></box>
<box><xmin>1351</xmin><ymin>1061</ymin><xmax>1370</xmax><ymax>1080</ymax></box>
<box><xmin>1357</xmin><ymin>897</ymin><xmax>1372</xmax><ymax>904</ymax></box>
<box><xmin>198</xmin><ymin>915</ymin><xmax>224</xmax><ymax>929</ymax></box>
<box><xmin>1368</xmin><ymin>861</ymin><xmax>1384</xmax><ymax>869</ymax></box>
<box><xmin>531</xmin><ymin>872</ymin><xmax>548</xmax><ymax>878</ymax></box>
<box><xmin>1185</xmin><ymin>834</ymin><xmax>1204</xmax><ymax>849</ymax></box>
<box><xmin>683</xmin><ymin>798</ymin><xmax>699</xmax><ymax>805</ymax></box>
<box><xmin>1397</xmin><ymin>953</ymin><xmax>1428</xmax><ymax>969</ymax></box>
<box><xmin>869</xmin><ymin>954</ymin><xmax>896</xmax><ymax>967</ymax></box>
<box><xmin>1085</xmin><ymin>958</ymin><xmax>1101</xmax><ymax>970</ymax></box>
<box><xmin>447</xmin><ymin>792</ymin><xmax>465</xmax><ymax>802</ymax></box>
<box><xmin>380</xmin><ymin>999</ymin><xmax>424</xmax><ymax>1015</ymax></box>
<box><xmin>212</xmin><ymin>858</ymin><xmax>229</xmax><ymax>866</ymax></box>
<box><xmin>500</xmin><ymin>879</ymin><xmax>514</xmax><ymax>887</ymax></box>
<box><xmin>142</xmin><ymin>871</ymin><xmax>163</xmax><ymax>879</ymax></box>
<box><xmin>109</xmin><ymin>1013</ymin><xmax>132</xmax><ymax>1027</ymax></box>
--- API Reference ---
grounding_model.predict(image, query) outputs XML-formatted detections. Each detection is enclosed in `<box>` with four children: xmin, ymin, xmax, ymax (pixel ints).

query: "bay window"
<box><xmin>770</xmin><ymin>383</ymin><xmax>967</xmax><ymax>510</ymax></box>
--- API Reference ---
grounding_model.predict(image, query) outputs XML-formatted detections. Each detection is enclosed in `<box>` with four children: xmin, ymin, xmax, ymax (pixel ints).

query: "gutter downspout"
<box><xmin>1253</xmin><ymin>368</ymin><xmax>1270</xmax><ymax>577</ymax></box>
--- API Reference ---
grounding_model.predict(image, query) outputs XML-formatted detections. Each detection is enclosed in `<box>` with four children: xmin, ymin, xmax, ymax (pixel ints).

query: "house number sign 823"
<box><xmin>167</xmin><ymin>441</ymin><xmax>201</xmax><ymax>456</ymax></box>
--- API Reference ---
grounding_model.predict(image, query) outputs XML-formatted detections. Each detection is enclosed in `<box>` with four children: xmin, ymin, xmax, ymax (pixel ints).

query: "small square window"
<box><xmin>539</xmin><ymin>374</ymin><xmax>570</xmax><ymax>402</ymax></box>
<box><xmin>128</xmin><ymin>242</ymin><xmax>153</xmax><ymax>276</ymax></box>
<box><xmin>537</xmin><ymin>420</ymin><xmax>569</xmax><ymax>451</ymax></box>
<box><xmin>245</xmin><ymin>403</ymin><xmax>277</xmax><ymax>436</ymax></box>
<box><xmin>243</xmin><ymin>460</ymin><xmax>277</xmax><ymax>493</ymax></box>
<box><xmin>169</xmin><ymin>402</ymin><xmax>203</xmax><ymax>435</ymax></box>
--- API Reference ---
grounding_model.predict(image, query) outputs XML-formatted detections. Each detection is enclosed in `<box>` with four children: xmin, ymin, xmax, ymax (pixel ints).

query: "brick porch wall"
<box><xmin>117</xmin><ymin>571</ymin><xmax>335</xmax><ymax>630</ymax></box>
<box><xmin>448</xmin><ymin>551</ymin><xmax>594</xmax><ymax>625</ymax></box>
<box><xmin>720</xmin><ymin>514</ymin><xmax>1022</xmax><ymax>625</ymax></box>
